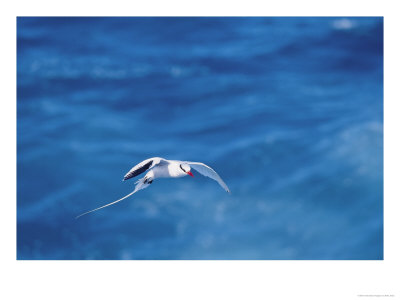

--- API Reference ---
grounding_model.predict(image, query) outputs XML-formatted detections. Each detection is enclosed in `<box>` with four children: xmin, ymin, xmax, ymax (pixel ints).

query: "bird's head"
<box><xmin>180</xmin><ymin>163</ymin><xmax>194</xmax><ymax>177</ymax></box>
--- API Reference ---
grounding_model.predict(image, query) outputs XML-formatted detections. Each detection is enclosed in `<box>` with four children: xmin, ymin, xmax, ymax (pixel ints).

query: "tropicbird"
<box><xmin>76</xmin><ymin>157</ymin><xmax>230</xmax><ymax>218</ymax></box>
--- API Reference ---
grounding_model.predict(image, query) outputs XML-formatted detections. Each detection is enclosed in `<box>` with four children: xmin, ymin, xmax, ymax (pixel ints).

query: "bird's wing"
<box><xmin>186</xmin><ymin>161</ymin><xmax>231</xmax><ymax>193</ymax></box>
<box><xmin>123</xmin><ymin>157</ymin><xmax>168</xmax><ymax>181</ymax></box>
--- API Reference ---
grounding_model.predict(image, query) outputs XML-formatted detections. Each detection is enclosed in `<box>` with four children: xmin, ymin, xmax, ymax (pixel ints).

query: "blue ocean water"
<box><xmin>17</xmin><ymin>17</ymin><xmax>383</xmax><ymax>260</ymax></box>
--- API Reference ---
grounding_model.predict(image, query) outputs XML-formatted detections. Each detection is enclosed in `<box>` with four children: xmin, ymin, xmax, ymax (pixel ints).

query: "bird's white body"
<box><xmin>148</xmin><ymin>160</ymin><xmax>187</xmax><ymax>179</ymax></box>
<box><xmin>76</xmin><ymin>157</ymin><xmax>230</xmax><ymax>218</ymax></box>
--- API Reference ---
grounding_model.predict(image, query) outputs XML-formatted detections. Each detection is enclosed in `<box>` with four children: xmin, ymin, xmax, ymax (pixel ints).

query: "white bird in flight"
<box><xmin>76</xmin><ymin>157</ymin><xmax>230</xmax><ymax>218</ymax></box>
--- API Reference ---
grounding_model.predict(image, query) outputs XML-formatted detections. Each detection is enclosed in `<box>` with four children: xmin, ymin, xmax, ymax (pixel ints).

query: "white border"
<box><xmin>2</xmin><ymin>1</ymin><xmax>399</xmax><ymax>299</ymax></box>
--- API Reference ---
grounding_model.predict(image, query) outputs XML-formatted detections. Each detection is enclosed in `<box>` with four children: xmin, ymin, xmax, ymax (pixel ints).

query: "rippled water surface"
<box><xmin>17</xmin><ymin>17</ymin><xmax>383</xmax><ymax>259</ymax></box>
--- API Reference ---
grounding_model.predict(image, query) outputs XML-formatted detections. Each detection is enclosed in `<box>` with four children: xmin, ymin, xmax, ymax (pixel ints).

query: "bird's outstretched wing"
<box><xmin>186</xmin><ymin>161</ymin><xmax>230</xmax><ymax>193</ymax></box>
<box><xmin>123</xmin><ymin>157</ymin><xmax>167</xmax><ymax>181</ymax></box>
<box><xmin>76</xmin><ymin>177</ymin><xmax>151</xmax><ymax>219</ymax></box>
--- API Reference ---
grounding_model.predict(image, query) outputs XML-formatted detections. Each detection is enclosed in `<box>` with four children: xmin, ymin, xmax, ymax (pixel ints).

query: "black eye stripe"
<box><xmin>180</xmin><ymin>164</ymin><xmax>185</xmax><ymax>172</ymax></box>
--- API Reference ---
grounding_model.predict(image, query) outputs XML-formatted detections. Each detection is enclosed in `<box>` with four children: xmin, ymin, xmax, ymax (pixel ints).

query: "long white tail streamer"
<box><xmin>75</xmin><ymin>178</ymin><xmax>150</xmax><ymax>219</ymax></box>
